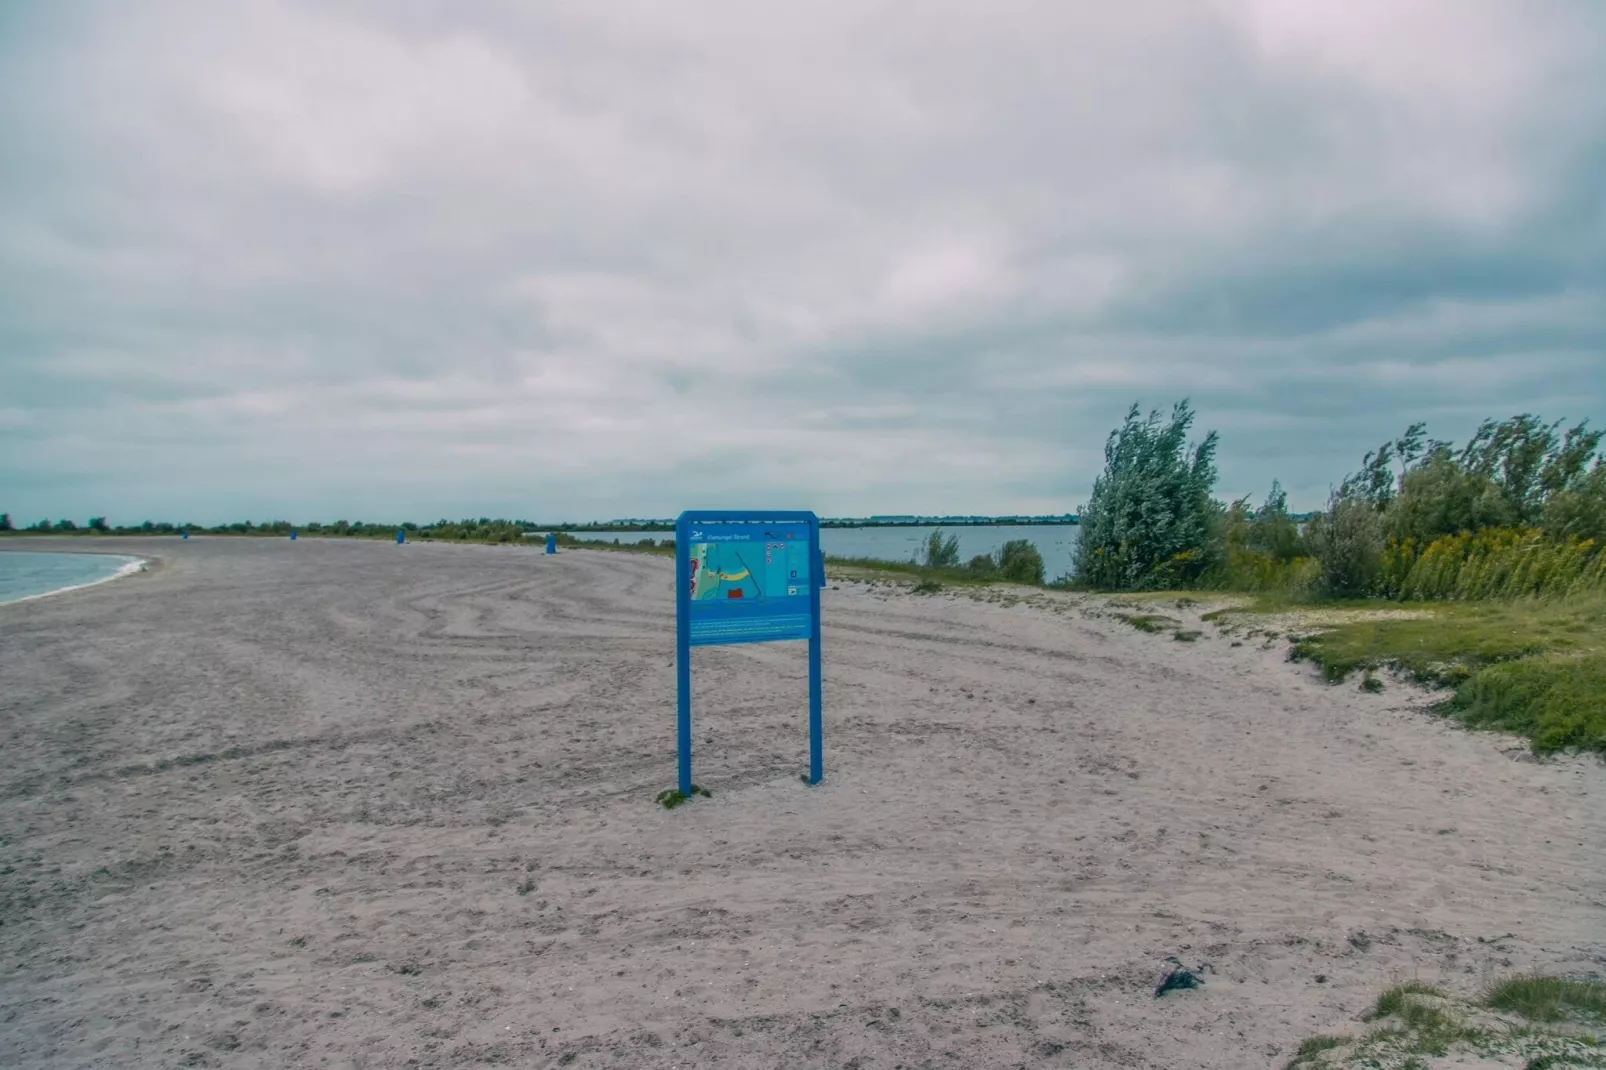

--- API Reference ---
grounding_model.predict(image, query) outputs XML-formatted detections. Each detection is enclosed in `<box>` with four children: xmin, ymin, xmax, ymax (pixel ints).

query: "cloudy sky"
<box><xmin>2</xmin><ymin>1</ymin><xmax>1602</xmax><ymax>525</ymax></box>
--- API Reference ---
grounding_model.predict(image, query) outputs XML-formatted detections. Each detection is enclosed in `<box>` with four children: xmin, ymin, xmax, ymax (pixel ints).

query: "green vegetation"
<box><xmin>1286</xmin><ymin>1035</ymin><xmax>1351</xmax><ymax>1066</ymax></box>
<box><xmin>1484</xmin><ymin>977</ymin><xmax>1606</xmax><ymax>1023</ymax></box>
<box><xmin>922</xmin><ymin>529</ymin><xmax>961</xmax><ymax>569</ymax></box>
<box><xmin>655</xmin><ymin>785</ymin><xmax>711</xmax><ymax>809</ymax></box>
<box><xmin>956</xmin><ymin>538</ymin><xmax>1046</xmax><ymax>585</ymax></box>
<box><xmin>1277</xmin><ymin>597</ymin><xmax>1606</xmax><ymax>753</ymax></box>
<box><xmin>1290</xmin><ymin>977</ymin><xmax>1606</xmax><ymax>1069</ymax></box>
<box><xmin>1364</xmin><ymin>983</ymin><xmax>1449</xmax><ymax>1021</ymax></box>
<box><xmin>1113</xmin><ymin>612</ymin><xmax>1175</xmax><ymax>633</ymax></box>
<box><xmin>1066</xmin><ymin>401</ymin><xmax>1606</xmax><ymax>752</ymax></box>
<box><xmin>1072</xmin><ymin>400</ymin><xmax>1221</xmax><ymax>590</ymax></box>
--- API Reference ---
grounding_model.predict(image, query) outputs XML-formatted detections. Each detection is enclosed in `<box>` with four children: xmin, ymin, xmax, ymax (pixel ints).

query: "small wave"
<box><xmin>0</xmin><ymin>553</ymin><xmax>148</xmax><ymax>606</ymax></box>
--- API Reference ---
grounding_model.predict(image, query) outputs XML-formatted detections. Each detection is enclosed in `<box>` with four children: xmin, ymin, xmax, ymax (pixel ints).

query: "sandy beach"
<box><xmin>1</xmin><ymin>537</ymin><xmax>1601</xmax><ymax>1068</ymax></box>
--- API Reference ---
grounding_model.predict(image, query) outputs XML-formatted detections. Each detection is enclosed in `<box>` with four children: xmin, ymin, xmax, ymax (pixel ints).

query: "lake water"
<box><xmin>0</xmin><ymin>551</ymin><xmax>144</xmax><ymax>604</ymax></box>
<box><xmin>567</xmin><ymin>524</ymin><xmax>1082</xmax><ymax>582</ymax></box>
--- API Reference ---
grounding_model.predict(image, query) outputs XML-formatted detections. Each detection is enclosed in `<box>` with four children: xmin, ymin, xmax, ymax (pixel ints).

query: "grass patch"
<box><xmin>1485</xmin><ymin>977</ymin><xmax>1606</xmax><ymax>1023</ymax></box>
<box><xmin>1114</xmin><ymin>612</ymin><xmax>1177</xmax><ymax>633</ymax></box>
<box><xmin>1295</xmin><ymin>596</ymin><xmax>1602</xmax><ymax>684</ymax></box>
<box><xmin>1446</xmin><ymin>654</ymin><xmax>1606</xmax><ymax>753</ymax></box>
<box><xmin>1266</xmin><ymin>595</ymin><xmax>1606</xmax><ymax>753</ymax></box>
<box><xmin>1173</xmin><ymin>629</ymin><xmax>1202</xmax><ymax>642</ymax></box>
<box><xmin>654</xmin><ymin>785</ymin><xmax>712</xmax><ymax>809</ymax></box>
<box><xmin>1293</xmin><ymin>977</ymin><xmax>1606</xmax><ymax>1070</ymax></box>
<box><xmin>1284</xmin><ymin>1034</ymin><xmax>1352</xmax><ymax>1067</ymax></box>
<box><xmin>911</xmin><ymin>578</ymin><xmax>944</xmax><ymax>594</ymax></box>
<box><xmin>1364</xmin><ymin>982</ymin><xmax>1449</xmax><ymax>1021</ymax></box>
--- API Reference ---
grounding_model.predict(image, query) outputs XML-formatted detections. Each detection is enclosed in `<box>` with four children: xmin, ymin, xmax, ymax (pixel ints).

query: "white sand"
<box><xmin>0</xmin><ymin>537</ymin><xmax>1601</xmax><ymax>1068</ymax></box>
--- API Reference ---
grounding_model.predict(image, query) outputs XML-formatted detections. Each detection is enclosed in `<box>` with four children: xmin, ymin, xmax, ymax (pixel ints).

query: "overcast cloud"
<box><xmin>2</xmin><ymin>0</ymin><xmax>1602</xmax><ymax>523</ymax></box>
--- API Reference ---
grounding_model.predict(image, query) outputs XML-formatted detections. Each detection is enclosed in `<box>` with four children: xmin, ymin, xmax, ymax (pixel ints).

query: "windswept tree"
<box><xmin>921</xmin><ymin>529</ymin><xmax>960</xmax><ymax>569</ymax></box>
<box><xmin>1072</xmin><ymin>400</ymin><xmax>1222</xmax><ymax>589</ymax></box>
<box><xmin>0</xmin><ymin>513</ymin><xmax>11</xmax><ymax>532</ymax></box>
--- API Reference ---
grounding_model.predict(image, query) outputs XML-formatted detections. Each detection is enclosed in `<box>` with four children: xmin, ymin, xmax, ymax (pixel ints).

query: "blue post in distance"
<box><xmin>181</xmin><ymin>530</ymin><xmax>188</xmax><ymax>540</ymax></box>
<box><xmin>546</xmin><ymin>532</ymin><xmax>557</xmax><ymax>554</ymax></box>
<box><xmin>290</xmin><ymin>529</ymin><xmax>297</xmax><ymax>541</ymax></box>
<box><xmin>396</xmin><ymin>528</ymin><xmax>405</xmax><ymax>544</ymax></box>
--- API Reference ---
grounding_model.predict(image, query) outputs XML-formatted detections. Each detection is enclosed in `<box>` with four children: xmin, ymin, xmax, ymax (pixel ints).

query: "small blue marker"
<box><xmin>545</xmin><ymin>533</ymin><xmax>557</xmax><ymax>554</ymax></box>
<box><xmin>396</xmin><ymin>528</ymin><xmax>405</xmax><ymax>544</ymax></box>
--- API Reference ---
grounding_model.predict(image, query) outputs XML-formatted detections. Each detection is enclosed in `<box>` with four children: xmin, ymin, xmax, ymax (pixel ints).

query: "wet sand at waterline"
<box><xmin>1</xmin><ymin>537</ymin><xmax>1601</xmax><ymax>1068</ymax></box>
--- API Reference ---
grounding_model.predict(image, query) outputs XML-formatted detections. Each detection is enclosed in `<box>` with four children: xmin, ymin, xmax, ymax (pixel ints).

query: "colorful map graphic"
<box><xmin>689</xmin><ymin>537</ymin><xmax>810</xmax><ymax>602</ymax></box>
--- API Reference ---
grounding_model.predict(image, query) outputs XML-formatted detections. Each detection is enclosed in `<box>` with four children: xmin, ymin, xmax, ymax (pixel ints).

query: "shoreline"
<box><xmin>0</xmin><ymin>550</ymin><xmax>148</xmax><ymax>606</ymax></box>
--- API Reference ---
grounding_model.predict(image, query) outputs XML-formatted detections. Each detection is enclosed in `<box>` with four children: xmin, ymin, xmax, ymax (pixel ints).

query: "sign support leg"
<box><xmin>808</xmin><ymin>523</ymin><xmax>823</xmax><ymax>784</ymax></box>
<box><xmin>808</xmin><ymin>634</ymin><xmax>822</xmax><ymax>784</ymax></box>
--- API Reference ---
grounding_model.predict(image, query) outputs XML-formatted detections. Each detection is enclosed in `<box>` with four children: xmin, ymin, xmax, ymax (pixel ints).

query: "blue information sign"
<box><xmin>675</xmin><ymin>510</ymin><xmax>823</xmax><ymax>795</ymax></box>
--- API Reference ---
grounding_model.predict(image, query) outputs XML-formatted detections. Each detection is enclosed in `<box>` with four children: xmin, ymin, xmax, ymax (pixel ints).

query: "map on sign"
<box><xmin>684</xmin><ymin>522</ymin><xmax>813</xmax><ymax>646</ymax></box>
<box><xmin>689</xmin><ymin>538</ymin><xmax>811</xmax><ymax>603</ymax></box>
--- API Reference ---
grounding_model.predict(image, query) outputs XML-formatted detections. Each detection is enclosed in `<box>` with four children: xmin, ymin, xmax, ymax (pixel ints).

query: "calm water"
<box><xmin>0</xmin><ymin>551</ymin><xmax>143</xmax><ymax>604</ymax></box>
<box><xmin>567</xmin><ymin>524</ymin><xmax>1082</xmax><ymax>581</ymax></box>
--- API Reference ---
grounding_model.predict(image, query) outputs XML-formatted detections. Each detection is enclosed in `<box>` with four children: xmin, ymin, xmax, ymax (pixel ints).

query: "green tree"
<box><xmin>1386</xmin><ymin>446</ymin><xmax>1510</xmax><ymax>545</ymax></box>
<box><xmin>922</xmin><ymin>529</ymin><xmax>960</xmax><ymax>569</ymax></box>
<box><xmin>996</xmin><ymin>539</ymin><xmax>1045</xmax><ymax>584</ymax></box>
<box><xmin>1072</xmin><ymin>400</ymin><xmax>1221</xmax><ymax>589</ymax></box>
<box><xmin>1305</xmin><ymin>493</ymin><xmax>1384</xmax><ymax>597</ymax></box>
<box><xmin>88</xmin><ymin>516</ymin><xmax>109</xmax><ymax>532</ymax></box>
<box><xmin>1246</xmin><ymin>480</ymin><xmax>1305</xmax><ymax>561</ymax></box>
<box><xmin>0</xmin><ymin>513</ymin><xmax>11</xmax><ymax>532</ymax></box>
<box><xmin>53</xmin><ymin>519</ymin><xmax>78</xmax><ymax>532</ymax></box>
<box><xmin>1459</xmin><ymin>415</ymin><xmax>1600</xmax><ymax>525</ymax></box>
<box><xmin>1543</xmin><ymin>460</ymin><xmax>1606</xmax><ymax>543</ymax></box>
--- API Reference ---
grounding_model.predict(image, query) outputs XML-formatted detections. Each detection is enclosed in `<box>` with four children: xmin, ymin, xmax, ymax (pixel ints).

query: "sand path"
<box><xmin>1</xmin><ymin>538</ymin><xmax>1601</xmax><ymax>1068</ymax></box>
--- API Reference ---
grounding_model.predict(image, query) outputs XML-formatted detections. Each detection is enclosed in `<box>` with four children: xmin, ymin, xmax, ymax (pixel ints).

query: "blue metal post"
<box><xmin>545</xmin><ymin>532</ymin><xmax>557</xmax><ymax>554</ymax></box>
<box><xmin>675</xmin><ymin>514</ymin><xmax>693</xmax><ymax>796</ymax></box>
<box><xmin>396</xmin><ymin>528</ymin><xmax>405</xmax><ymax>544</ymax></box>
<box><xmin>181</xmin><ymin>530</ymin><xmax>188</xmax><ymax>540</ymax></box>
<box><xmin>290</xmin><ymin>529</ymin><xmax>297</xmax><ymax>541</ymax></box>
<box><xmin>808</xmin><ymin>517</ymin><xmax>823</xmax><ymax>784</ymax></box>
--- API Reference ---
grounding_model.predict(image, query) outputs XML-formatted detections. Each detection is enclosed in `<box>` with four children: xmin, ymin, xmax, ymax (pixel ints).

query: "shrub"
<box><xmin>922</xmin><ymin>529</ymin><xmax>960</xmax><ymax>569</ymax></box>
<box><xmin>1073</xmin><ymin>400</ymin><xmax>1222</xmax><ymax>590</ymax></box>
<box><xmin>1544</xmin><ymin>461</ymin><xmax>1606</xmax><ymax>543</ymax></box>
<box><xmin>1305</xmin><ymin>495</ymin><xmax>1384</xmax><ymax>597</ymax></box>
<box><xmin>966</xmin><ymin>553</ymin><xmax>997</xmax><ymax>576</ymax></box>
<box><xmin>996</xmin><ymin>539</ymin><xmax>1045</xmax><ymax>584</ymax></box>
<box><xmin>1246</xmin><ymin>481</ymin><xmax>1305</xmax><ymax>561</ymax></box>
<box><xmin>1447</xmin><ymin>653</ymin><xmax>1606</xmax><ymax>753</ymax></box>
<box><xmin>1483</xmin><ymin>975</ymin><xmax>1606</xmax><ymax>1022</ymax></box>
<box><xmin>1391</xmin><ymin>529</ymin><xmax>1606</xmax><ymax>602</ymax></box>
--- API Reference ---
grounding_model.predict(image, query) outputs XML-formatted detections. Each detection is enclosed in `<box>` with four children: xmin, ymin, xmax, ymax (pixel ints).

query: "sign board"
<box><xmin>675</xmin><ymin>510</ymin><xmax>823</xmax><ymax>795</ymax></box>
